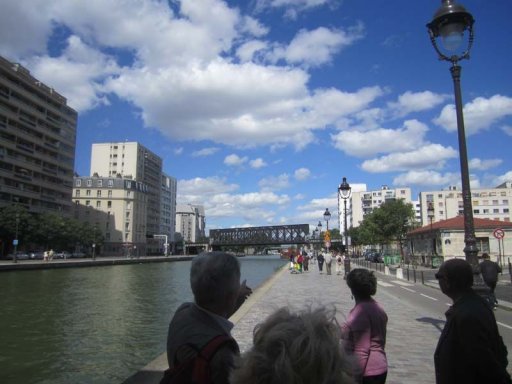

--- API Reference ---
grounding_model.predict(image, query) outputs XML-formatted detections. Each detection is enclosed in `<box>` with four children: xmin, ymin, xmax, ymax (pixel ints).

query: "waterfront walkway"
<box><xmin>123</xmin><ymin>261</ymin><xmax>462</xmax><ymax>384</ymax></box>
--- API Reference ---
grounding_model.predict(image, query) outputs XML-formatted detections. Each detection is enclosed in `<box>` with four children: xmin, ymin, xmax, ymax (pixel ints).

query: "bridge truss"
<box><xmin>210</xmin><ymin>224</ymin><xmax>310</xmax><ymax>246</ymax></box>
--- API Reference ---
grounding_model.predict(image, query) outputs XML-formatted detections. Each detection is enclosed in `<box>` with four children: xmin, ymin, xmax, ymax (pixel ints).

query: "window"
<box><xmin>504</xmin><ymin>208</ymin><xmax>509</xmax><ymax>213</ymax></box>
<box><xmin>438</xmin><ymin>194</ymin><xmax>443</xmax><ymax>198</ymax></box>
<box><xmin>108</xmin><ymin>179</ymin><xmax>114</xmax><ymax>187</ymax></box>
<box><xmin>86</xmin><ymin>179</ymin><xmax>92</xmax><ymax>187</ymax></box>
<box><xmin>476</xmin><ymin>237</ymin><xmax>490</xmax><ymax>253</ymax></box>
<box><xmin>75</xmin><ymin>190</ymin><xmax>80</xmax><ymax>197</ymax></box>
<box><xmin>125</xmin><ymin>222</ymin><xmax>130</xmax><ymax>230</ymax></box>
<box><xmin>107</xmin><ymin>201</ymin><xmax>112</xmax><ymax>208</ymax></box>
<box><xmin>85</xmin><ymin>200</ymin><xmax>90</xmax><ymax>206</ymax></box>
<box><xmin>75</xmin><ymin>179</ymin><xmax>82</xmax><ymax>187</ymax></box>
<box><xmin>126</xmin><ymin>212</ymin><xmax>130</xmax><ymax>219</ymax></box>
<box><xmin>86</xmin><ymin>190</ymin><xmax>91</xmax><ymax>196</ymax></box>
<box><xmin>108</xmin><ymin>190</ymin><xmax>112</xmax><ymax>197</ymax></box>
<box><xmin>504</xmin><ymin>200</ymin><xmax>509</xmax><ymax>204</ymax></box>
<box><xmin>493</xmin><ymin>209</ymin><xmax>499</xmax><ymax>213</ymax></box>
<box><xmin>96</xmin><ymin>201</ymin><xmax>101</xmax><ymax>208</ymax></box>
<box><xmin>127</xmin><ymin>190</ymin><xmax>131</xmax><ymax>197</ymax></box>
<box><xmin>126</xmin><ymin>202</ymin><xmax>131</xmax><ymax>210</ymax></box>
<box><xmin>483</xmin><ymin>209</ymin><xmax>489</xmax><ymax>214</ymax></box>
<box><xmin>75</xmin><ymin>200</ymin><xmax>79</xmax><ymax>205</ymax></box>
<box><xmin>483</xmin><ymin>200</ymin><xmax>489</xmax><ymax>205</ymax></box>
<box><xmin>474</xmin><ymin>209</ymin><xmax>480</xmax><ymax>214</ymax></box>
<box><xmin>493</xmin><ymin>200</ymin><xmax>499</xmax><ymax>205</ymax></box>
<box><xmin>97</xmin><ymin>180</ymin><xmax>103</xmax><ymax>187</ymax></box>
<box><xmin>97</xmin><ymin>190</ymin><xmax>102</xmax><ymax>197</ymax></box>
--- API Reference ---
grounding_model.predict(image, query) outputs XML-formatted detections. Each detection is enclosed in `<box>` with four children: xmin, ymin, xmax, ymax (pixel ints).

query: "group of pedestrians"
<box><xmin>161</xmin><ymin>251</ymin><xmax>511</xmax><ymax>384</ymax></box>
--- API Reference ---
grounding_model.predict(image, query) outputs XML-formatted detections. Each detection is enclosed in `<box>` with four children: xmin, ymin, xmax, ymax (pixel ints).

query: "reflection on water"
<box><xmin>0</xmin><ymin>255</ymin><xmax>286</xmax><ymax>384</ymax></box>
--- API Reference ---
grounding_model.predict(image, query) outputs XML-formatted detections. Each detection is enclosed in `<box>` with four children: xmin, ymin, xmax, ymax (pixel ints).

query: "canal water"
<box><xmin>0</xmin><ymin>255</ymin><xmax>287</xmax><ymax>384</ymax></box>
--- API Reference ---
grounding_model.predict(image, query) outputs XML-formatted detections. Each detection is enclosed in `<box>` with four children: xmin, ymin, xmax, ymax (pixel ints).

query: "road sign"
<box><xmin>493</xmin><ymin>228</ymin><xmax>505</xmax><ymax>239</ymax></box>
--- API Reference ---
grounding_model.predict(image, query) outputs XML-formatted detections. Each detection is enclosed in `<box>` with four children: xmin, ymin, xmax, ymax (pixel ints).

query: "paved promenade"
<box><xmin>124</xmin><ymin>260</ymin><xmax>447</xmax><ymax>384</ymax></box>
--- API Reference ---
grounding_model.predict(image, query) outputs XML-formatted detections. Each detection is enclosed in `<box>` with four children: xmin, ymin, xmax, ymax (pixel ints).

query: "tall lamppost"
<box><xmin>13</xmin><ymin>212</ymin><xmax>20</xmax><ymax>264</ymax></box>
<box><xmin>338</xmin><ymin>177</ymin><xmax>352</xmax><ymax>254</ymax></box>
<box><xmin>427</xmin><ymin>1</ymin><xmax>480</xmax><ymax>270</ymax></box>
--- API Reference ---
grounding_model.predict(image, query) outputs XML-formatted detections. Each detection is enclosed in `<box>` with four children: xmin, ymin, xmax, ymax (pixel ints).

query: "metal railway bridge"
<box><xmin>210</xmin><ymin>224</ymin><xmax>310</xmax><ymax>248</ymax></box>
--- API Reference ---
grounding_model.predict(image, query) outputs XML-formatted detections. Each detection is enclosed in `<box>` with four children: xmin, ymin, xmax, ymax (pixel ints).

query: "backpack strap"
<box><xmin>191</xmin><ymin>334</ymin><xmax>237</xmax><ymax>383</ymax></box>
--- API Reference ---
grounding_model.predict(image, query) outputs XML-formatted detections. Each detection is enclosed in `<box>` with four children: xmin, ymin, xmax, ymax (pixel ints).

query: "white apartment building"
<box><xmin>161</xmin><ymin>173</ymin><xmax>177</xmax><ymax>252</ymax></box>
<box><xmin>419</xmin><ymin>182</ymin><xmax>512</xmax><ymax>226</ymax></box>
<box><xmin>90</xmin><ymin>142</ymin><xmax>163</xmax><ymax>254</ymax></box>
<box><xmin>0</xmin><ymin>55</ymin><xmax>77</xmax><ymax>215</ymax></box>
<box><xmin>176</xmin><ymin>204</ymin><xmax>206</xmax><ymax>243</ymax></box>
<box><xmin>73</xmin><ymin>175</ymin><xmax>148</xmax><ymax>256</ymax></box>
<box><xmin>350</xmin><ymin>185</ymin><xmax>413</xmax><ymax>228</ymax></box>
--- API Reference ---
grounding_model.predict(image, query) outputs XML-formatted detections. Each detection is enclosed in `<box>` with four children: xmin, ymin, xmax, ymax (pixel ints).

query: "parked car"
<box><xmin>53</xmin><ymin>251</ymin><xmax>71</xmax><ymax>259</ymax></box>
<box><xmin>29</xmin><ymin>251</ymin><xmax>45</xmax><ymax>260</ymax></box>
<box><xmin>6</xmin><ymin>253</ymin><xmax>30</xmax><ymax>260</ymax></box>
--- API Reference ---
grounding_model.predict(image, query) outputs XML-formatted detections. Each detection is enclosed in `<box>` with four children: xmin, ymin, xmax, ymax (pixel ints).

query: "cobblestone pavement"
<box><xmin>231</xmin><ymin>262</ymin><xmax>441</xmax><ymax>384</ymax></box>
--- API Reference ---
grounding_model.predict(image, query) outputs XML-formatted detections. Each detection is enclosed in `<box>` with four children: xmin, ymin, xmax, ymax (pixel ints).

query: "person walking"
<box><xmin>163</xmin><ymin>252</ymin><xmax>252</xmax><ymax>384</ymax></box>
<box><xmin>480</xmin><ymin>252</ymin><xmax>502</xmax><ymax>308</ymax></box>
<box><xmin>335</xmin><ymin>252</ymin><xmax>343</xmax><ymax>275</ymax></box>
<box><xmin>317</xmin><ymin>253</ymin><xmax>325</xmax><ymax>274</ymax></box>
<box><xmin>303</xmin><ymin>252</ymin><xmax>310</xmax><ymax>272</ymax></box>
<box><xmin>342</xmin><ymin>268</ymin><xmax>388</xmax><ymax>384</ymax></box>
<box><xmin>434</xmin><ymin>258</ymin><xmax>511</xmax><ymax>384</ymax></box>
<box><xmin>324</xmin><ymin>249</ymin><xmax>333</xmax><ymax>275</ymax></box>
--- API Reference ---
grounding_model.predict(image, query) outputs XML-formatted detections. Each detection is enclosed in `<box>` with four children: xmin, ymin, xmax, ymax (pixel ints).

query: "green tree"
<box><xmin>367</xmin><ymin>199</ymin><xmax>415</xmax><ymax>257</ymax></box>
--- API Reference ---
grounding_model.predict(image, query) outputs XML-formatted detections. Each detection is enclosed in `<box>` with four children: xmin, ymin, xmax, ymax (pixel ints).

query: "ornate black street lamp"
<box><xmin>427</xmin><ymin>0</ymin><xmax>479</xmax><ymax>269</ymax></box>
<box><xmin>338</xmin><ymin>177</ymin><xmax>352</xmax><ymax>253</ymax></box>
<box><xmin>323</xmin><ymin>208</ymin><xmax>331</xmax><ymax>231</ymax></box>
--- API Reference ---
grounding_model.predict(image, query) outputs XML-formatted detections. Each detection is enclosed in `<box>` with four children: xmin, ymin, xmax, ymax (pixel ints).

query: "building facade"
<box><xmin>350</xmin><ymin>185</ymin><xmax>413</xmax><ymax>228</ymax></box>
<box><xmin>160</xmin><ymin>173</ymin><xmax>177</xmax><ymax>253</ymax></box>
<box><xmin>419</xmin><ymin>182</ymin><xmax>512</xmax><ymax>226</ymax></box>
<box><xmin>90</xmin><ymin>142</ymin><xmax>163</xmax><ymax>253</ymax></box>
<box><xmin>176</xmin><ymin>204</ymin><xmax>206</xmax><ymax>243</ymax></box>
<box><xmin>73</xmin><ymin>175</ymin><xmax>148</xmax><ymax>256</ymax></box>
<box><xmin>406</xmin><ymin>216</ymin><xmax>512</xmax><ymax>267</ymax></box>
<box><xmin>0</xmin><ymin>56</ymin><xmax>77</xmax><ymax>215</ymax></box>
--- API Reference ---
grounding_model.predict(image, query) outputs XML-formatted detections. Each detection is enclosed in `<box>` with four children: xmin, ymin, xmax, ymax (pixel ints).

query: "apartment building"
<box><xmin>0</xmin><ymin>55</ymin><xmax>77</xmax><ymax>214</ymax></box>
<box><xmin>176</xmin><ymin>204</ymin><xmax>206</xmax><ymax>243</ymax></box>
<box><xmin>419</xmin><ymin>182</ymin><xmax>512</xmax><ymax>225</ymax></box>
<box><xmin>90</xmin><ymin>142</ymin><xmax>163</xmax><ymax>253</ymax></box>
<box><xmin>350</xmin><ymin>185</ymin><xmax>413</xmax><ymax>228</ymax></box>
<box><xmin>73</xmin><ymin>175</ymin><xmax>148</xmax><ymax>256</ymax></box>
<box><xmin>161</xmin><ymin>173</ymin><xmax>177</xmax><ymax>252</ymax></box>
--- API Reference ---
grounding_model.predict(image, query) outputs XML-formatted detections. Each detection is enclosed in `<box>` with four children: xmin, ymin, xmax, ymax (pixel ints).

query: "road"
<box><xmin>372</xmin><ymin>268</ymin><xmax>512</xmax><ymax>348</ymax></box>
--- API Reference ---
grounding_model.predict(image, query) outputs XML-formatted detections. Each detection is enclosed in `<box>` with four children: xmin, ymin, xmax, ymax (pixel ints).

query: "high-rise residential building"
<box><xmin>176</xmin><ymin>204</ymin><xmax>206</xmax><ymax>243</ymax></box>
<box><xmin>350</xmin><ymin>185</ymin><xmax>413</xmax><ymax>228</ymax></box>
<box><xmin>161</xmin><ymin>173</ymin><xmax>177</xmax><ymax>252</ymax></box>
<box><xmin>90</xmin><ymin>142</ymin><xmax>163</xmax><ymax>253</ymax></box>
<box><xmin>419</xmin><ymin>182</ymin><xmax>512</xmax><ymax>225</ymax></box>
<box><xmin>0</xmin><ymin>56</ymin><xmax>77</xmax><ymax>214</ymax></box>
<box><xmin>73</xmin><ymin>175</ymin><xmax>148</xmax><ymax>255</ymax></box>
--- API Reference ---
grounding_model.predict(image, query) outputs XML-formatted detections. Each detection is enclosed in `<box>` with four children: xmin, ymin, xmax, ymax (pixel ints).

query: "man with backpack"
<box><xmin>162</xmin><ymin>252</ymin><xmax>252</xmax><ymax>384</ymax></box>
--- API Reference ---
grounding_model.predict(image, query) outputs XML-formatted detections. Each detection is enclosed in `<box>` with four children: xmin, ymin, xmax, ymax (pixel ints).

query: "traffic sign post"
<box><xmin>493</xmin><ymin>228</ymin><xmax>505</xmax><ymax>268</ymax></box>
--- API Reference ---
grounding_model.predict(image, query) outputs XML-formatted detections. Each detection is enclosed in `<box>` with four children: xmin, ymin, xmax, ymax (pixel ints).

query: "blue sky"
<box><xmin>1</xmin><ymin>0</ymin><xmax>511</xmax><ymax>233</ymax></box>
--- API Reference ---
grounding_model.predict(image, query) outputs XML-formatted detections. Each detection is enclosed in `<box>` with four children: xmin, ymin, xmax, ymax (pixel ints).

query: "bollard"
<box><xmin>413</xmin><ymin>269</ymin><xmax>417</xmax><ymax>283</ymax></box>
<box><xmin>421</xmin><ymin>271</ymin><xmax>425</xmax><ymax>285</ymax></box>
<box><xmin>406</xmin><ymin>268</ymin><xmax>410</xmax><ymax>281</ymax></box>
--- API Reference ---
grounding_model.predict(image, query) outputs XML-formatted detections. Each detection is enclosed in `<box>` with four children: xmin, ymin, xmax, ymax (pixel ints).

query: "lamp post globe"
<box><xmin>427</xmin><ymin>1</ymin><xmax>482</xmax><ymax>281</ymax></box>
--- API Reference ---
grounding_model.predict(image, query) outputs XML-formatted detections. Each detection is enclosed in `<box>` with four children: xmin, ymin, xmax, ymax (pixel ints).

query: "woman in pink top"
<box><xmin>341</xmin><ymin>268</ymin><xmax>388</xmax><ymax>384</ymax></box>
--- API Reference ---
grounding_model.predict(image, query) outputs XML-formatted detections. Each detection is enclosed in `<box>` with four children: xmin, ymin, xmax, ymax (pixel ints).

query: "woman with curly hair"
<box><xmin>341</xmin><ymin>268</ymin><xmax>388</xmax><ymax>384</ymax></box>
<box><xmin>230</xmin><ymin>307</ymin><xmax>357</xmax><ymax>384</ymax></box>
